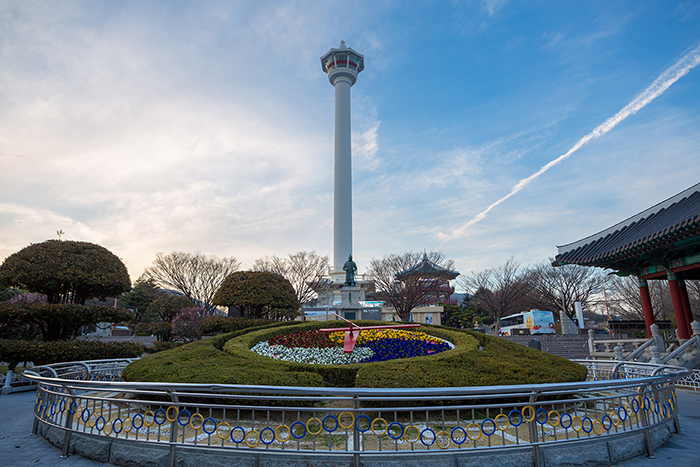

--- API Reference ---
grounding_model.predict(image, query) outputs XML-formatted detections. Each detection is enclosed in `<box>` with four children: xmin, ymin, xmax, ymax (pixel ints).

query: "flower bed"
<box><xmin>251</xmin><ymin>328</ymin><xmax>453</xmax><ymax>365</ymax></box>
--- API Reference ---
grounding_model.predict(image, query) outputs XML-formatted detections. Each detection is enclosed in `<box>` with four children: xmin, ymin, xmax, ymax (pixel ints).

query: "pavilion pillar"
<box><xmin>667</xmin><ymin>272</ymin><xmax>690</xmax><ymax>341</ymax></box>
<box><xmin>678</xmin><ymin>277</ymin><xmax>694</xmax><ymax>337</ymax></box>
<box><xmin>638</xmin><ymin>278</ymin><xmax>655</xmax><ymax>337</ymax></box>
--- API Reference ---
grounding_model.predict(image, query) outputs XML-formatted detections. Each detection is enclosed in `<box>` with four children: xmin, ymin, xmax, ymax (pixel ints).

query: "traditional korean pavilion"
<box><xmin>396</xmin><ymin>253</ymin><xmax>460</xmax><ymax>305</ymax></box>
<box><xmin>554</xmin><ymin>182</ymin><xmax>700</xmax><ymax>339</ymax></box>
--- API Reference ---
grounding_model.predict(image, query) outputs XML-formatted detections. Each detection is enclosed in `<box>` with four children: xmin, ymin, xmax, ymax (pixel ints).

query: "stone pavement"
<box><xmin>1</xmin><ymin>389</ymin><xmax>699</xmax><ymax>466</ymax></box>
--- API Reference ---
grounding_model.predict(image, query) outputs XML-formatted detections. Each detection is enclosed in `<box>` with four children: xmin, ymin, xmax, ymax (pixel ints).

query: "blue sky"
<box><xmin>1</xmin><ymin>1</ymin><xmax>699</xmax><ymax>284</ymax></box>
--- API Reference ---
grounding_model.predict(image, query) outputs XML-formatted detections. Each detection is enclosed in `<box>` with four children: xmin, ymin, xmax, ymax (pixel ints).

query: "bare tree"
<box><xmin>458</xmin><ymin>257</ymin><xmax>530</xmax><ymax>333</ymax></box>
<box><xmin>527</xmin><ymin>261</ymin><xmax>610</xmax><ymax>320</ymax></box>
<box><xmin>253</xmin><ymin>251</ymin><xmax>329</xmax><ymax>305</ymax></box>
<box><xmin>366</xmin><ymin>250</ymin><xmax>456</xmax><ymax>321</ymax></box>
<box><xmin>606</xmin><ymin>275</ymin><xmax>675</xmax><ymax>321</ymax></box>
<box><xmin>687</xmin><ymin>280</ymin><xmax>700</xmax><ymax>322</ymax></box>
<box><xmin>140</xmin><ymin>252</ymin><xmax>240</xmax><ymax>313</ymax></box>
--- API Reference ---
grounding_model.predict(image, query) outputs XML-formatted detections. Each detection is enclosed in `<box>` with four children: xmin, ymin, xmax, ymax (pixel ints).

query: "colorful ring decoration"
<box><xmin>581</xmin><ymin>417</ymin><xmax>593</xmax><ymax>434</ymax></box>
<box><xmin>631</xmin><ymin>399</ymin><xmax>640</xmax><ymax>413</ymax></box>
<box><xmin>190</xmin><ymin>413</ymin><xmax>204</xmax><ymax>430</ymax></box>
<box><xmin>87</xmin><ymin>413</ymin><xmax>97</xmax><ymax>428</ymax></box>
<box><xmin>291</xmin><ymin>421</ymin><xmax>307</xmax><ymax>439</ymax></box>
<box><xmin>493</xmin><ymin>413</ymin><xmax>510</xmax><ymax>431</ymax></box>
<box><xmin>535</xmin><ymin>408</ymin><xmax>549</xmax><ymax>425</ymax></box>
<box><xmin>609</xmin><ymin>411</ymin><xmax>619</xmax><ymax>427</ymax></box>
<box><xmin>435</xmin><ymin>431</ymin><xmax>451</xmax><ymax>449</ymax></box>
<box><xmin>592</xmin><ymin>419</ymin><xmax>604</xmax><ymax>436</ymax></box>
<box><xmin>58</xmin><ymin>400</ymin><xmax>66</xmax><ymax>412</ymax></box>
<box><xmin>275</xmin><ymin>424</ymin><xmax>291</xmax><ymax>443</ymax></box>
<box><xmin>560</xmin><ymin>413</ymin><xmax>573</xmax><ymax>429</ymax></box>
<box><xmin>387</xmin><ymin>422</ymin><xmax>404</xmax><ymax>440</ymax></box>
<box><xmin>404</xmin><ymin>425</ymin><xmax>420</xmax><ymax>443</ymax></box>
<box><xmin>154</xmin><ymin>408</ymin><xmax>167</xmax><ymax>426</ymax></box>
<box><xmin>420</xmin><ymin>428</ymin><xmax>436</xmax><ymax>446</ymax></box>
<box><xmin>451</xmin><ymin>426</ymin><xmax>467</xmax><ymax>444</ymax></box>
<box><xmin>571</xmin><ymin>416</ymin><xmax>583</xmax><ymax>433</ymax></box>
<box><xmin>50</xmin><ymin>403</ymin><xmax>56</xmax><ymax>416</ymax></box>
<box><xmin>96</xmin><ymin>416</ymin><xmax>106</xmax><ymax>431</ymax></box>
<box><xmin>508</xmin><ymin>409</ymin><xmax>523</xmax><ymax>427</ymax></box>
<box><xmin>654</xmin><ymin>401</ymin><xmax>660</xmax><ymax>415</ymax></box>
<box><xmin>355</xmin><ymin>415</ymin><xmax>371</xmax><ymax>433</ymax></box>
<box><xmin>338</xmin><ymin>412</ymin><xmax>355</xmax><ymax>430</ymax></box>
<box><xmin>123</xmin><ymin>417</ymin><xmax>133</xmax><ymax>433</ymax></box>
<box><xmin>178</xmin><ymin>409</ymin><xmax>191</xmax><ymax>426</ymax></box>
<box><xmin>643</xmin><ymin>397</ymin><xmax>651</xmax><ymax>411</ymax></box>
<box><xmin>618</xmin><ymin>406</ymin><xmax>628</xmax><ymax>422</ymax></box>
<box><xmin>548</xmin><ymin>410</ymin><xmax>560</xmax><ymax>427</ymax></box>
<box><xmin>601</xmin><ymin>415</ymin><xmax>613</xmax><ymax>431</ymax></box>
<box><xmin>203</xmin><ymin>418</ymin><xmax>217</xmax><ymax>435</ymax></box>
<box><xmin>144</xmin><ymin>411</ymin><xmax>155</xmax><ymax>427</ymax></box>
<box><xmin>103</xmin><ymin>421</ymin><xmax>113</xmax><ymax>436</ymax></box>
<box><xmin>260</xmin><ymin>427</ymin><xmax>275</xmax><ymax>445</ymax></box>
<box><xmin>81</xmin><ymin>408</ymin><xmax>90</xmax><ymax>423</ymax></box>
<box><xmin>216</xmin><ymin>422</ymin><xmax>231</xmax><ymax>440</ymax></box>
<box><xmin>166</xmin><ymin>406</ymin><xmax>178</xmax><ymax>423</ymax></box>
<box><xmin>522</xmin><ymin>406</ymin><xmax>535</xmax><ymax>422</ymax></box>
<box><xmin>481</xmin><ymin>418</ymin><xmax>497</xmax><ymax>436</ymax></box>
<box><xmin>231</xmin><ymin>426</ymin><xmax>245</xmax><ymax>444</ymax></box>
<box><xmin>662</xmin><ymin>403</ymin><xmax>669</xmax><ymax>418</ymax></box>
<box><xmin>244</xmin><ymin>430</ymin><xmax>260</xmax><ymax>448</ymax></box>
<box><xmin>307</xmin><ymin>417</ymin><xmax>322</xmax><ymax>436</ymax></box>
<box><xmin>466</xmin><ymin>423</ymin><xmax>482</xmax><ymax>441</ymax></box>
<box><xmin>322</xmin><ymin>414</ymin><xmax>339</xmax><ymax>433</ymax></box>
<box><xmin>371</xmin><ymin>418</ymin><xmax>388</xmax><ymax>436</ymax></box>
<box><xmin>132</xmin><ymin>413</ymin><xmax>144</xmax><ymax>430</ymax></box>
<box><xmin>113</xmin><ymin>418</ymin><xmax>123</xmax><ymax>434</ymax></box>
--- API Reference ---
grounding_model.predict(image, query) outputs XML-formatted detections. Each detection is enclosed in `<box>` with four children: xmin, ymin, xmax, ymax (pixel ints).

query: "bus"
<box><xmin>498</xmin><ymin>310</ymin><xmax>555</xmax><ymax>336</ymax></box>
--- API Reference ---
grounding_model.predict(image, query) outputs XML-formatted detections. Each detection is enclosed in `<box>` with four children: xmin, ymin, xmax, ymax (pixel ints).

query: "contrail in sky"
<box><xmin>442</xmin><ymin>42</ymin><xmax>700</xmax><ymax>240</ymax></box>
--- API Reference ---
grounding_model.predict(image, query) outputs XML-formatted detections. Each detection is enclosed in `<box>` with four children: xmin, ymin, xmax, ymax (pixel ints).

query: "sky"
<box><xmin>1</xmin><ymin>1</ymin><xmax>699</xmax><ymax>286</ymax></box>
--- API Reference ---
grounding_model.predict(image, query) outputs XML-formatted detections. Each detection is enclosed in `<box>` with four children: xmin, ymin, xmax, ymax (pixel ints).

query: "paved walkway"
<box><xmin>1</xmin><ymin>389</ymin><xmax>699</xmax><ymax>466</ymax></box>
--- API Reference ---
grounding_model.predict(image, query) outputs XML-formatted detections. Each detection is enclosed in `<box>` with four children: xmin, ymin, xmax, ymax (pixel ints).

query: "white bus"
<box><xmin>499</xmin><ymin>310</ymin><xmax>555</xmax><ymax>336</ymax></box>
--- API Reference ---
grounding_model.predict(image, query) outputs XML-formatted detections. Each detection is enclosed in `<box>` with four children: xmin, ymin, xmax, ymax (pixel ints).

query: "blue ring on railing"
<box><xmin>322</xmin><ymin>414</ymin><xmax>339</xmax><ymax>433</ymax></box>
<box><xmin>291</xmin><ymin>421</ymin><xmax>306</xmax><ymax>439</ymax></box>
<box><xmin>560</xmin><ymin>413</ymin><xmax>573</xmax><ymax>429</ymax></box>
<box><xmin>654</xmin><ymin>401</ymin><xmax>660</xmax><ymax>414</ymax></box>
<box><xmin>451</xmin><ymin>426</ymin><xmax>467</xmax><ymax>444</ymax></box>
<box><xmin>601</xmin><ymin>414</ymin><xmax>613</xmax><ymax>431</ymax></box>
<box><xmin>508</xmin><ymin>409</ymin><xmax>523</xmax><ymax>427</ymax></box>
<box><xmin>113</xmin><ymin>418</ymin><xmax>123</xmax><ymax>434</ymax></box>
<box><xmin>231</xmin><ymin>426</ymin><xmax>245</xmax><ymax>443</ymax></box>
<box><xmin>132</xmin><ymin>413</ymin><xmax>144</xmax><ymax>430</ymax></box>
<box><xmin>481</xmin><ymin>418</ymin><xmax>497</xmax><ymax>436</ymax></box>
<box><xmin>260</xmin><ymin>427</ymin><xmax>275</xmax><ymax>445</ymax></box>
<box><xmin>535</xmin><ymin>408</ymin><xmax>549</xmax><ymax>425</ymax></box>
<box><xmin>582</xmin><ymin>417</ymin><xmax>593</xmax><ymax>434</ymax></box>
<box><xmin>643</xmin><ymin>397</ymin><xmax>651</xmax><ymax>411</ymax></box>
<box><xmin>96</xmin><ymin>416</ymin><xmax>106</xmax><ymax>431</ymax></box>
<box><xmin>387</xmin><ymin>422</ymin><xmax>404</xmax><ymax>440</ymax></box>
<box><xmin>203</xmin><ymin>418</ymin><xmax>217</xmax><ymax>434</ymax></box>
<box><xmin>663</xmin><ymin>403</ymin><xmax>670</xmax><ymax>418</ymax></box>
<box><xmin>81</xmin><ymin>408</ymin><xmax>90</xmax><ymax>423</ymax></box>
<box><xmin>154</xmin><ymin>408</ymin><xmax>167</xmax><ymax>425</ymax></box>
<box><xmin>50</xmin><ymin>403</ymin><xmax>56</xmax><ymax>416</ymax></box>
<box><xmin>59</xmin><ymin>400</ymin><xmax>66</xmax><ymax>413</ymax></box>
<box><xmin>69</xmin><ymin>401</ymin><xmax>77</xmax><ymax>415</ymax></box>
<box><xmin>35</xmin><ymin>397</ymin><xmax>41</xmax><ymax>409</ymax></box>
<box><xmin>420</xmin><ymin>428</ymin><xmax>436</xmax><ymax>446</ymax></box>
<box><xmin>178</xmin><ymin>409</ymin><xmax>191</xmax><ymax>426</ymax></box>
<box><xmin>618</xmin><ymin>406</ymin><xmax>628</xmax><ymax>422</ymax></box>
<box><xmin>43</xmin><ymin>405</ymin><xmax>49</xmax><ymax>418</ymax></box>
<box><xmin>355</xmin><ymin>415</ymin><xmax>371</xmax><ymax>433</ymax></box>
<box><xmin>631</xmin><ymin>399</ymin><xmax>640</xmax><ymax>413</ymax></box>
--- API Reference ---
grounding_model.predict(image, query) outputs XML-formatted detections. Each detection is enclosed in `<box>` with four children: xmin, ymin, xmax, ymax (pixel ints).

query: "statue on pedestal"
<box><xmin>343</xmin><ymin>254</ymin><xmax>357</xmax><ymax>287</ymax></box>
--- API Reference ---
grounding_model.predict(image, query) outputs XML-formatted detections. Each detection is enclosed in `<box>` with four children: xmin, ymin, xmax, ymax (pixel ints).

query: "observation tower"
<box><xmin>320</xmin><ymin>41</ymin><xmax>364</xmax><ymax>273</ymax></box>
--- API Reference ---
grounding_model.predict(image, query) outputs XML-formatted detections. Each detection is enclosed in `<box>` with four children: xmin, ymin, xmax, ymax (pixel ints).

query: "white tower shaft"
<box><xmin>333</xmin><ymin>76</ymin><xmax>353</xmax><ymax>271</ymax></box>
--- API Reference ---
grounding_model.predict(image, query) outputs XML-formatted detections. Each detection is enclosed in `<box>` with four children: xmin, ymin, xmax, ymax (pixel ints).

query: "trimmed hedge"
<box><xmin>0</xmin><ymin>339</ymin><xmax>144</xmax><ymax>372</ymax></box>
<box><xmin>123</xmin><ymin>321</ymin><xmax>588</xmax><ymax>388</ymax></box>
<box><xmin>199</xmin><ymin>316</ymin><xmax>277</xmax><ymax>335</ymax></box>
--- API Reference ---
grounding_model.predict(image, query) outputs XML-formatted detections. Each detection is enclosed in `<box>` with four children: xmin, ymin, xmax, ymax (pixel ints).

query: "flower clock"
<box><xmin>251</xmin><ymin>328</ymin><xmax>454</xmax><ymax>365</ymax></box>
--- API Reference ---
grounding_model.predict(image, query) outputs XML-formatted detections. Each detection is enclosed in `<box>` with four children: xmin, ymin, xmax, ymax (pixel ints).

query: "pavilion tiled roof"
<box><xmin>396</xmin><ymin>253</ymin><xmax>460</xmax><ymax>280</ymax></box>
<box><xmin>554</xmin><ymin>182</ymin><xmax>700</xmax><ymax>272</ymax></box>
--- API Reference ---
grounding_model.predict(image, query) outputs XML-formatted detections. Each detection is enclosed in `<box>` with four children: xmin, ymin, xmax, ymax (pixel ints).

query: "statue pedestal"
<box><xmin>338</xmin><ymin>285</ymin><xmax>362</xmax><ymax>320</ymax></box>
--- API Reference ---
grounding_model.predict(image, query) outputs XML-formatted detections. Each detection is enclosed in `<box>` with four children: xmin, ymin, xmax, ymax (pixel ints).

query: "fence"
<box><xmin>24</xmin><ymin>359</ymin><xmax>689</xmax><ymax>467</ymax></box>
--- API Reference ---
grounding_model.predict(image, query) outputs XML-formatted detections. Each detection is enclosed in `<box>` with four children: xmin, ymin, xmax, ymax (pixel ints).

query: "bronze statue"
<box><xmin>343</xmin><ymin>254</ymin><xmax>357</xmax><ymax>286</ymax></box>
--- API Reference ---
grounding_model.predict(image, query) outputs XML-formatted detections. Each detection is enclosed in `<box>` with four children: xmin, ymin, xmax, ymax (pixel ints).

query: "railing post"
<box><xmin>638</xmin><ymin>387</ymin><xmax>655</xmax><ymax>459</ymax></box>
<box><xmin>168</xmin><ymin>391</ymin><xmax>179</xmax><ymax>467</ymax></box>
<box><xmin>1</xmin><ymin>369</ymin><xmax>14</xmax><ymax>395</ymax></box>
<box><xmin>353</xmin><ymin>395</ymin><xmax>360</xmax><ymax>467</ymax></box>
<box><xmin>528</xmin><ymin>391</ymin><xmax>542</xmax><ymax>467</ymax></box>
<box><xmin>650</xmin><ymin>323</ymin><xmax>665</xmax><ymax>353</ymax></box>
<box><xmin>61</xmin><ymin>387</ymin><xmax>77</xmax><ymax>458</ymax></box>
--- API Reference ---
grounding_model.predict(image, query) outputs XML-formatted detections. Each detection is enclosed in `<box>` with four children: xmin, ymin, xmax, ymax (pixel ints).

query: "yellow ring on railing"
<box><xmin>307</xmin><ymin>417</ymin><xmax>322</xmax><ymax>436</ymax></box>
<box><xmin>190</xmin><ymin>413</ymin><xmax>204</xmax><ymax>430</ymax></box>
<box><xmin>103</xmin><ymin>421</ymin><xmax>113</xmax><ymax>436</ymax></box>
<box><xmin>123</xmin><ymin>417</ymin><xmax>132</xmax><ymax>433</ymax></box>
<box><xmin>592</xmin><ymin>419</ymin><xmax>604</xmax><ymax>436</ymax></box>
<box><xmin>371</xmin><ymin>418</ymin><xmax>388</xmax><ymax>436</ymax></box>
<box><xmin>244</xmin><ymin>430</ymin><xmax>260</xmax><ymax>448</ymax></box>
<box><xmin>494</xmin><ymin>413</ymin><xmax>510</xmax><ymax>431</ymax></box>
<box><xmin>87</xmin><ymin>413</ymin><xmax>97</xmax><ymax>428</ymax></box>
<box><xmin>548</xmin><ymin>410</ymin><xmax>560</xmax><ymax>427</ymax></box>
<box><xmin>338</xmin><ymin>411</ymin><xmax>355</xmax><ymax>430</ymax></box>
<box><xmin>572</xmin><ymin>416</ymin><xmax>583</xmax><ymax>432</ymax></box>
<box><xmin>404</xmin><ymin>425</ymin><xmax>420</xmax><ymax>443</ymax></box>
<box><xmin>466</xmin><ymin>423</ymin><xmax>482</xmax><ymax>441</ymax></box>
<box><xmin>144</xmin><ymin>411</ymin><xmax>155</xmax><ymax>427</ymax></box>
<box><xmin>216</xmin><ymin>422</ymin><xmax>231</xmax><ymax>439</ymax></box>
<box><xmin>435</xmin><ymin>430</ymin><xmax>451</xmax><ymax>449</ymax></box>
<box><xmin>625</xmin><ymin>402</ymin><xmax>633</xmax><ymax>415</ymax></box>
<box><xmin>166</xmin><ymin>406</ymin><xmax>178</xmax><ymax>423</ymax></box>
<box><xmin>275</xmin><ymin>424</ymin><xmax>291</xmax><ymax>443</ymax></box>
<box><xmin>522</xmin><ymin>406</ymin><xmax>535</xmax><ymax>422</ymax></box>
<box><xmin>610</xmin><ymin>411</ymin><xmax>619</xmax><ymax>427</ymax></box>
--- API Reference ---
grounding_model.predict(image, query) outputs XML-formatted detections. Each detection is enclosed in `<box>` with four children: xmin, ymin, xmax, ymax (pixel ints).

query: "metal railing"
<box><xmin>24</xmin><ymin>359</ymin><xmax>689</xmax><ymax>467</ymax></box>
